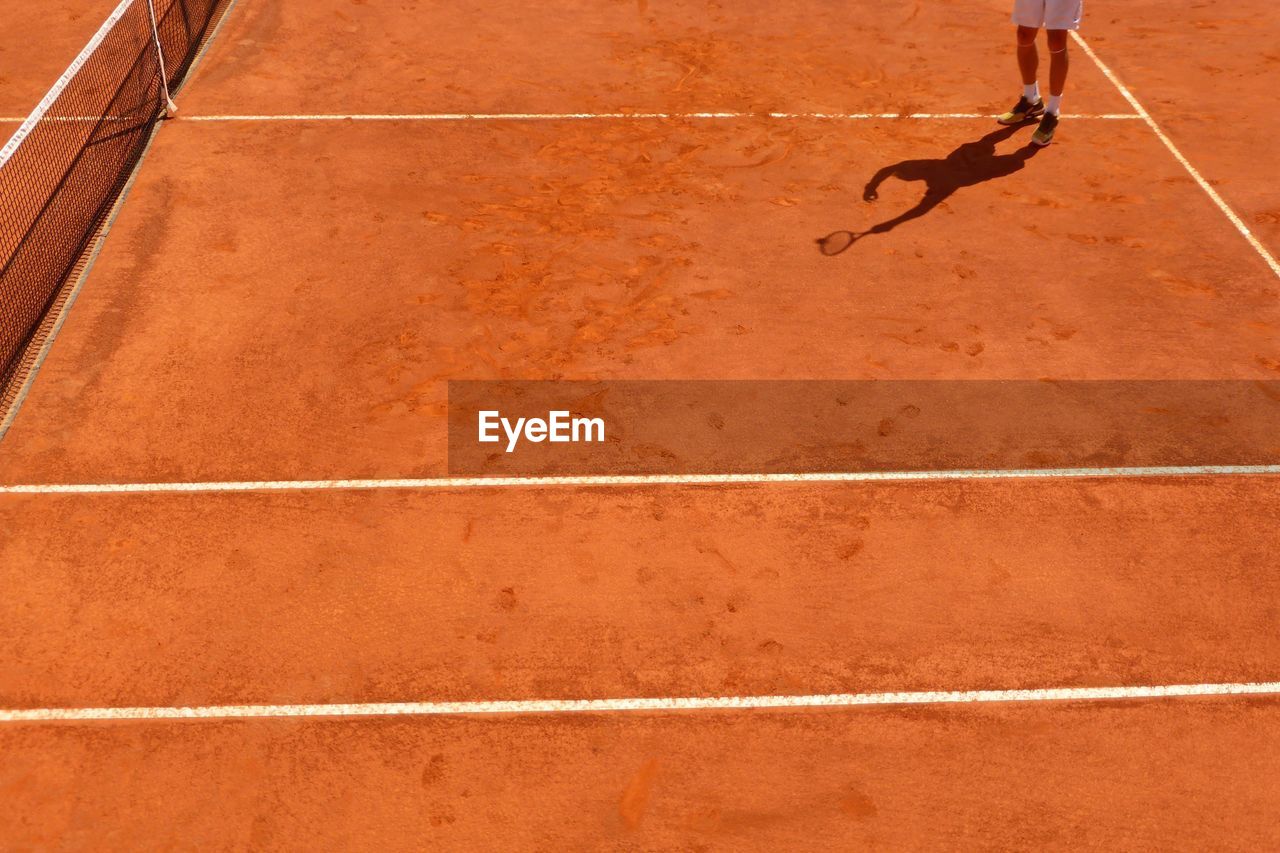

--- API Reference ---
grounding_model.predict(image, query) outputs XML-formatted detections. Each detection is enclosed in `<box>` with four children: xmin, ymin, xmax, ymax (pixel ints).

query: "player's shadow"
<box><xmin>817</xmin><ymin>123</ymin><xmax>1040</xmax><ymax>256</ymax></box>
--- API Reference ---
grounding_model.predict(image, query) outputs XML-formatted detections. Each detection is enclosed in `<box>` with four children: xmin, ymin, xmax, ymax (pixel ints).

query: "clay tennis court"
<box><xmin>2</xmin><ymin>0</ymin><xmax>1279</xmax><ymax>847</ymax></box>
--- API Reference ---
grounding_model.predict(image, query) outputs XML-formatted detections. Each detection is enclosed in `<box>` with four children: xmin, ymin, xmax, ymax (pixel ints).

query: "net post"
<box><xmin>145</xmin><ymin>0</ymin><xmax>180</xmax><ymax>116</ymax></box>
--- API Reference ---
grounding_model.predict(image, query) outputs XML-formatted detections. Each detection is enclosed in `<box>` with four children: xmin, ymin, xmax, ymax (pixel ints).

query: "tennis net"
<box><xmin>0</xmin><ymin>0</ymin><xmax>229</xmax><ymax>405</ymax></box>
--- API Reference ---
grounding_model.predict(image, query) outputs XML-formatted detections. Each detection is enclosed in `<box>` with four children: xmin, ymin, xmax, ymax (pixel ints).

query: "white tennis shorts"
<box><xmin>1012</xmin><ymin>0</ymin><xmax>1083</xmax><ymax>30</ymax></box>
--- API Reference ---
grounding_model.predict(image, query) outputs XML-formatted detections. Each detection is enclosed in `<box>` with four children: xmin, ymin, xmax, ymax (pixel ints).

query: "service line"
<box><xmin>1</xmin><ymin>464</ymin><xmax>1278</xmax><ymax>496</ymax></box>
<box><xmin>4</xmin><ymin>681</ymin><xmax>1278</xmax><ymax>723</ymax></box>
<box><xmin>168</xmin><ymin>111</ymin><xmax>1142</xmax><ymax>122</ymax></box>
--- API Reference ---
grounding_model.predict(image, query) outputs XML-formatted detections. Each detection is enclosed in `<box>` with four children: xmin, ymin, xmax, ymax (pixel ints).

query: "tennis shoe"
<box><xmin>1031</xmin><ymin>112</ymin><xmax>1060</xmax><ymax>147</ymax></box>
<box><xmin>997</xmin><ymin>96</ymin><xmax>1044</xmax><ymax>125</ymax></box>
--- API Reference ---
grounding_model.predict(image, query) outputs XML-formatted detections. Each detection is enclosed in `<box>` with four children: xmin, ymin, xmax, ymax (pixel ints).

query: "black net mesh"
<box><xmin>0</xmin><ymin>0</ymin><xmax>228</xmax><ymax>401</ymax></box>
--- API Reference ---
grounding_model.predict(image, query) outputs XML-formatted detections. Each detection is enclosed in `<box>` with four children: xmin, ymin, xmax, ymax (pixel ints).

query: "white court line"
<box><xmin>170</xmin><ymin>111</ymin><xmax>1142</xmax><ymax>122</ymax></box>
<box><xmin>1</xmin><ymin>464</ymin><xmax>1278</xmax><ymax>496</ymax></box>
<box><xmin>1072</xmin><ymin>32</ymin><xmax>1280</xmax><ymax>280</ymax></box>
<box><xmin>0</xmin><ymin>0</ymin><xmax>135</xmax><ymax>166</ymax></box>
<box><xmin>4</xmin><ymin>681</ymin><xmax>1278</xmax><ymax>723</ymax></box>
<box><xmin>1</xmin><ymin>112</ymin><xmax>1142</xmax><ymax>123</ymax></box>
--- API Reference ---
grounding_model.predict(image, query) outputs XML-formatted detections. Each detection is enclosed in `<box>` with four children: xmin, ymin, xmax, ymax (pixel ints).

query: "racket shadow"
<box><xmin>817</xmin><ymin>122</ymin><xmax>1041</xmax><ymax>256</ymax></box>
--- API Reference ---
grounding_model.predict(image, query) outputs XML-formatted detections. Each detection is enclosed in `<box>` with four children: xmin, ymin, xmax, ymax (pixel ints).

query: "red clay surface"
<box><xmin>1089</xmin><ymin>0</ymin><xmax>1280</xmax><ymax>256</ymax></box>
<box><xmin>2</xmin><ymin>0</ymin><xmax>1279</xmax><ymax>847</ymax></box>
<box><xmin>1</xmin><ymin>118</ymin><xmax>1277</xmax><ymax>483</ymax></box>
<box><xmin>181</xmin><ymin>0</ymin><xmax>1133</xmax><ymax>117</ymax></box>
<box><xmin>3</xmin><ymin>478</ymin><xmax>1280</xmax><ymax>708</ymax></box>
<box><xmin>3</xmin><ymin>701</ymin><xmax>1279</xmax><ymax>848</ymax></box>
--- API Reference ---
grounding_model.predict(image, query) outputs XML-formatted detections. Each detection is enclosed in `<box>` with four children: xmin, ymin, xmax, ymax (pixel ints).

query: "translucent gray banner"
<box><xmin>447</xmin><ymin>380</ymin><xmax>1280</xmax><ymax>477</ymax></box>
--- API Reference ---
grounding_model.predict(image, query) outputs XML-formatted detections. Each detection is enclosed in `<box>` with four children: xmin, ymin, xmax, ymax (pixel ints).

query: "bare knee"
<box><xmin>1047</xmin><ymin>30</ymin><xmax>1069</xmax><ymax>52</ymax></box>
<box><xmin>1016</xmin><ymin>26</ymin><xmax>1039</xmax><ymax>47</ymax></box>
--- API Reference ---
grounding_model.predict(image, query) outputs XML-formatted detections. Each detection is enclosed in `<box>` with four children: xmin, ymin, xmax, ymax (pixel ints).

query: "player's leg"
<box><xmin>1017</xmin><ymin>26</ymin><xmax>1041</xmax><ymax>96</ymax></box>
<box><xmin>996</xmin><ymin>25</ymin><xmax>1044</xmax><ymax>124</ymax></box>
<box><xmin>1033</xmin><ymin>1</ymin><xmax>1083</xmax><ymax>146</ymax></box>
<box><xmin>999</xmin><ymin>2</ymin><xmax>1047</xmax><ymax>124</ymax></box>
<box><xmin>1046</xmin><ymin>29</ymin><xmax>1070</xmax><ymax>114</ymax></box>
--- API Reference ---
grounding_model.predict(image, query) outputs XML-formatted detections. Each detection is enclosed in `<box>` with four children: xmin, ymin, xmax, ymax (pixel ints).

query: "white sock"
<box><xmin>1023</xmin><ymin>82</ymin><xmax>1040</xmax><ymax>101</ymax></box>
<box><xmin>1046</xmin><ymin>94</ymin><xmax>1062</xmax><ymax>115</ymax></box>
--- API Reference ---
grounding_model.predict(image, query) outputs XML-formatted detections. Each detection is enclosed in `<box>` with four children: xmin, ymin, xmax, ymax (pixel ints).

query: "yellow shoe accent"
<box><xmin>997</xmin><ymin>97</ymin><xmax>1045</xmax><ymax>125</ymax></box>
<box><xmin>1031</xmin><ymin>113</ymin><xmax>1060</xmax><ymax>147</ymax></box>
